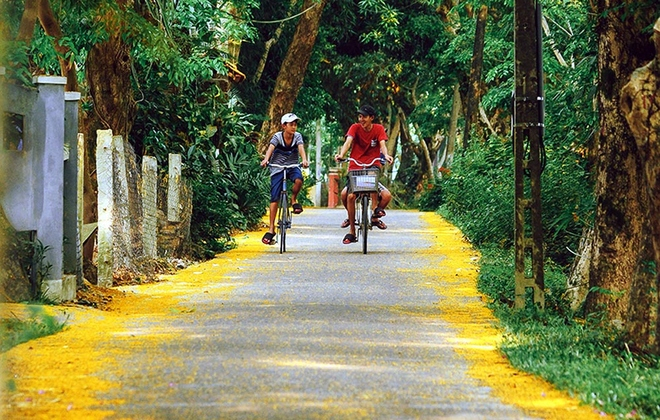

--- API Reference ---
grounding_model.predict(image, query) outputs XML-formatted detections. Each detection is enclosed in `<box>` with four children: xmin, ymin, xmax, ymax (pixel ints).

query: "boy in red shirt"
<box><xmin>334</xmin><ymin>105</ymin><xmax>394</xmax><ymax>244</ymax></box>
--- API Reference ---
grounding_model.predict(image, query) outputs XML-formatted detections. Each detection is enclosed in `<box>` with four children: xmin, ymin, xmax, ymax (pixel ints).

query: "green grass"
<box><xmin>477</xmin><ymin>246</ymin><xmax>660</xmax><ymax>419</ymax></box>
<box><xmin>0</xmin><ymin>305</ymin><xmax>67</xmax><ymax>353</ymax></box>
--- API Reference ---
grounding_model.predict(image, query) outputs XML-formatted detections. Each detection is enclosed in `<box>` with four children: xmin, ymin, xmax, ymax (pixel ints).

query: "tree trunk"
<box><xmin>566</xmin><ymin>226</ymin><xmax>593</xmax><ymax>311</ymax></box>
<box><xmin>395</xmin><ymin>111</ymin><xmax>417</xmax><ymax>190</ymax></box>
<box><xmin>82</xmin><ymin>4</ymin><xmax>136</xmax><ymax>226</ymax></box>
<box><xmin>17</xmin><ymin>0</ymin><xmax>39</xmax><ymax>42</ymax></box>
<box><xmin>37</xmin><ymin>0</ymin><xmax>78</xmax><ymax>91</ymax></box>
<box><xmin>413</xmin><ymin>123</ymin><xmax>437</xmax><ymax>182</ymax></box>
<box><xmin>462</xmin><ymin>4</ymin><xmax>488</xmax><ymax>148</ymax></box>
<box><xmin>620</xmin><ymin>19</ymin><xmax>660</xmax><ymax>352</ymax></box>
<box><xmin>259</xmin><ymin>0</ymin><xmax>328</xmax><ymax>151</ymax></box>
<box><xmin>254</xmin><ymin>0</ymin><xmax>298</xmax><ymax>84</ymax></box>
<box><xmin>446</xmin><ymin>83</ymin><xmax>461</xmax><ymax>168</ymax></box>
<box><xmin>17</xmin><ymin>0</ymin><xmax>78</xmax><ymax>91</ymax></box>
<box><xmin>587</xmin><ymin>0</ymin><xmax>658</xmax><ymax>350</ymax></box>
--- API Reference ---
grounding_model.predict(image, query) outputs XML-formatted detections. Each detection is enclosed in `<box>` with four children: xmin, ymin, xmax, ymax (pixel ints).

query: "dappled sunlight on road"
<box><xmin>1</xmin><ymin>211</ymin><xmax>610</xmax><ymax>419</ymax></box>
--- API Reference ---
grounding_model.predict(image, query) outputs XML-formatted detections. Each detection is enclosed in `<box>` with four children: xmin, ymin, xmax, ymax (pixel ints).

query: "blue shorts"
<box><xmin>270</xmin><ymin>167</ymin><xmax>303</xmax><ymax>202</ymax></box>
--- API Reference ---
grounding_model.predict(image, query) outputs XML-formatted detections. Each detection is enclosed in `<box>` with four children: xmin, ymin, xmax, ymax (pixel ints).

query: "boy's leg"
<box><xmin>377</xmin><ymin>188</ymin><xmax>391</xmax><ymax>209</ymax></box>
<box><xmin>268</xmin><ymin>172</ymin><xmax>284</xmax><ymax>233</ymax></box>
<box><xmin>339</xmin><ymin>187</ymin><xmax>351</xmax><ymax>228</ymax></box>
<box><xmin>291</xmin><ymin>178</ymin><xmax>303</xmax><ymax>204</ymax></box>
<box><xmin>269</xmin><ymin>201</ymin><xmax>278</xmax><ymax>233</ymax></box>
<box><xmin>347</xmin><ymin>193</ymin><xmax>357</xmax><ymax>236</ymax></box>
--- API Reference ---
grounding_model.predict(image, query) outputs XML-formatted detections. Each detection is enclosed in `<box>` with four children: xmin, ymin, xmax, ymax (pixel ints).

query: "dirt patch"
<box><xmin>70</xmin><ymin>257</ymin><xmax>192</xmax><ymax>310</ymax></box>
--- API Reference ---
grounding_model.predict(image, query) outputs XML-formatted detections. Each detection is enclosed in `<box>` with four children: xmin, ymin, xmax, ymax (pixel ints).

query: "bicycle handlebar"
<box><xmin>268</xmin><ymin>163</ymin><xmax>302</xmax><ymax>169</ymax></box>
<box><xmin>337</xmin><ymin>156</ymin><xmax>385</xmax><ymax>167</ymax></box>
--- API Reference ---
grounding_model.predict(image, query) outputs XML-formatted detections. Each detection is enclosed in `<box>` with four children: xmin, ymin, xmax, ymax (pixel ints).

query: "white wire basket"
<box><xmin>349</xmin><ymin>169</ymin><xmax>379</xmax><ymax>192</ymax></box>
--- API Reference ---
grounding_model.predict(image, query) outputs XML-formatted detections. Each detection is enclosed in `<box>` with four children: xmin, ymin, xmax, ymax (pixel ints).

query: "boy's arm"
<box><xmin>379</xmin><ymin>139</ymin><xmax>393</xmax><ymax>164</ymax></box>
<box><xmin>335</xmin><ymin>136</ymin><xmax>353</xmax><ymax>161</ymax></box>
<box><xmin>298</xmin><ymin>144</ymin><xmax>309</xmax><ymax>168</ymax></box>
<box><xmin>261</xmin><ymin>144</ymin><xmax>275</xmax><ymax>167</ymax></box>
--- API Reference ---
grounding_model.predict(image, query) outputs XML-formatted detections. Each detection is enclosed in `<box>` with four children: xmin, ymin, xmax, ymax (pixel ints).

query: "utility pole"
<box><xmin>513</xmin><ymin>0</ymin><xmax>545</xmax><ymax>308</ymax></box>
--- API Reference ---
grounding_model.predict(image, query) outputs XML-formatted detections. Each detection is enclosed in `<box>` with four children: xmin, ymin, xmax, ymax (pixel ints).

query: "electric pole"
<box><xmin>513</xmin><ymin>0</ymin><xmax>545</xmax><ymax>308</ymax></box>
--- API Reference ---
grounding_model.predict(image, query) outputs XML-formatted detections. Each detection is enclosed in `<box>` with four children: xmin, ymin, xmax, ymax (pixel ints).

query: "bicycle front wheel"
<box><xmin>361</xmin><ymin>194</ymin><xmax>370</xmax><ymax>254</ymax></box>
<box><xmin>278</xmin><ymin>193</ymin><xmax>288</xmax><ymax>254</ymax></box>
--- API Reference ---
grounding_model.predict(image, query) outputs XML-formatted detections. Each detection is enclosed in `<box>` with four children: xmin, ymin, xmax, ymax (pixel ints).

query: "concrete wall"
<box><xmin>1</xmin><ymin>76</ymin><xmax>79</xmax><ymax>302</ymax></box>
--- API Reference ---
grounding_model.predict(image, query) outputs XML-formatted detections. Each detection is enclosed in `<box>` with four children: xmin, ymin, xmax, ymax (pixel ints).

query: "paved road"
<box><xmin>100</xmin><ymin>209</ymin><xmax>535</xmax><ymax>419</ymax></box>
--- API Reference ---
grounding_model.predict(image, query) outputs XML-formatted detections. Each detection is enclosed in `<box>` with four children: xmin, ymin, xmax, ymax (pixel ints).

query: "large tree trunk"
<box><xmin>587</xmin><ymin>0</ymin><xmax>658</xmax><ymax>350</ymax></box>
<box><xmin>620</xmin><ymin>19</ymin><xmax>660</xmax><ymax>353</ymax></box>
<box><xmin>82</xmin><ymin>4</ymin><xmax>136</xmax><ymax>228</ymax></box>
<box><xmin>259</xmin><ymin>0</ymin><xmax>328</xmax><ymax>151</ymax></box>
<box><xmin>462</xmin><ymin>4</ymin><xmax>488</xmax><ymax>148</ymax></box>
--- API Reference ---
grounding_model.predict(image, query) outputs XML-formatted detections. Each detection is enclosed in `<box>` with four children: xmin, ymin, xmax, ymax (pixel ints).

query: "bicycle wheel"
<box><xmin>361</xmin><ymin>194</ymin><xmax>370</xmax><ymax>254</ymax></box>
<box><xmin>354</xmin><ymin>193</ymin><xmax>362</xmax><ymax>243</ymax></box>
<box><xmin>278</xmin><ymin>193</ymin><xmax>288</xmax><ymax>254</ymax></box>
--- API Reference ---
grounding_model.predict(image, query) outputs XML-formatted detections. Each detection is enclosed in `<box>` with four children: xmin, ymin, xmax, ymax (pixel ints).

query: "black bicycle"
<box><xmin>342</xmin><ymin>156</ymin><xmax>384</xmax><ymax>254</ymax></box>
<box><xmin>269</xmin><ymin>163</ymin><xmax>300</xmax><ymax>254</ymax></box>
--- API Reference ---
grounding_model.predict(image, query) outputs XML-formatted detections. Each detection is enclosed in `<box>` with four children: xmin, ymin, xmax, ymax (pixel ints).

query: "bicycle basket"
<box><xmin>349</xmin><ymin>169</ymin><xmax>379</xmax><ymax>192</ymax></box>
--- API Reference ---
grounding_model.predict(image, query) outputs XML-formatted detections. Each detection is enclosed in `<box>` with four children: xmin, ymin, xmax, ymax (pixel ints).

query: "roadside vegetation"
<box><xmin>0</xmin><ymin>306</ymin><xmax>66</xmax><ymax>353</ymax></box>
<box><xmin>427</xmin><ymin>141</ymin><xmax>660</xmax><ymax>418</ymax></box>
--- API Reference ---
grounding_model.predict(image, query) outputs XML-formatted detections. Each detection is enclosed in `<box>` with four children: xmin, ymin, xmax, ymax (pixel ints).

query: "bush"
<box><xmin>190</xmin><ymin>142</ymin><xmax>269</xmax><ymax>259</ymax></box>
<box><xmin>417</xmin><ymin>178</ymin><xmax>444</xmax><ymax>211</ymax></box>
<box><xmin>438</xmin><ymin>136</ymin><xmax>514</xmax><ymax>247</ymax></box>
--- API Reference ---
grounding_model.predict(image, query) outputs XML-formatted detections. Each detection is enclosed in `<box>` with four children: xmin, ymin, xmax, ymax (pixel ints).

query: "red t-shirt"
<box><xmin>345</xmin><ymin>123</ymin><xmax>388</xmax><ymax>170</ymax></box>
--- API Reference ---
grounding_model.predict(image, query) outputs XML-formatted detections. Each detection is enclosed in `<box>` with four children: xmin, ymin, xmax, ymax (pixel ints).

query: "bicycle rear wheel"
<box><xmin>278</xmin><ymin>193</ymin><xmax>288</xmax><ymax>254</ymax></box>
<box><xmin>361</xmin><ymin>194</ymin><xmax>370</xmax><ymax>254</ymax></box>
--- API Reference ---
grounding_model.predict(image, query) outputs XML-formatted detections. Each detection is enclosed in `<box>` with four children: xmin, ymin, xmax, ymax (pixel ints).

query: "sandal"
<box><xmin>341</xmin><ymin>218</ymin><xmax>351</xmax><ymax>228</ymax></box>
<box><xmin>373</xmin><ymin>207</ymin><xmax>386</xmax><ymax>218</ymax></box>
<box><xmin>371</xmin><ymin>218</ymin><xmax>387</xmax><ymax>230</ymax></box>
<box><xmin>292</xmin><ymin>203</ymin><xmax>303</xmax><ymax>214</ymax></box>
<box><xmin>342</xmin><ymin>233</ymin><xmax>358</xmax><ymax>244</ymax></box>
<box><xmin>262</xmin><ymin>232</ymin><xmax>276</xmax><ymax>245</ymax></box>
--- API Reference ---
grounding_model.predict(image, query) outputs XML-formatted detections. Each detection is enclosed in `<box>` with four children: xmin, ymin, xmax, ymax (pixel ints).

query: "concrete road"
<box><xmin>95</xmin><ymin>208</ymin><xmax>538</xmax><ymax>419</ymax></box>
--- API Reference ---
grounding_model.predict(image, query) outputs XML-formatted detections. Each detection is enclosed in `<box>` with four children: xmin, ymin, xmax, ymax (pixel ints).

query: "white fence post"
<box><xmin>167</xmin><ymin>154</ymin><xmax>182</xmax><ymax>222</ymax></box>
<box><xmin>142</xmin><ymin>156</ymin><xmax>158</xmax><ymax>258</ymax></box>
<box><xmin>96</xmin><ymin>129</ymin><xmax>113</xmax><ymax>287</ymax></box>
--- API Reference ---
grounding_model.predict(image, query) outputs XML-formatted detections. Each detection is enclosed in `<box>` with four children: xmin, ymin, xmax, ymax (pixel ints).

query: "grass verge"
<box><xmin>478</xmin><ymin>246</ymin><xmax>660</xmax><ymax>419</ymax></box>
<box><xmin>0</xmin><ymin>305</ymin><xmax>67</xmax><ymax>353</ymax></box>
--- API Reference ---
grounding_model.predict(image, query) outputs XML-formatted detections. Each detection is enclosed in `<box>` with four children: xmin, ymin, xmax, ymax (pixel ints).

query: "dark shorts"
<box><xmin>270</xmin><ymin>167</ymin><xmax>303</xmax><ymax>202</ymax></box>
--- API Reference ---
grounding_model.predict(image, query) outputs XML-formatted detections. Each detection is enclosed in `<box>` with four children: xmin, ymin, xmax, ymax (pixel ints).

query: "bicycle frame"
<box><xmin>269</xmin><ymin>163</ymin><xmax>300</xmax><ymax>254</ymax></box>
<box><xmin>341</xmin><ymin>157</ymin><xmax>384</xmax><ymax>254</ymax></box>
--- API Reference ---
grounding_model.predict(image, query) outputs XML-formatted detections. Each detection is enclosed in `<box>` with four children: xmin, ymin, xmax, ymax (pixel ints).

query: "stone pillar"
<box><xmin>142</xmin><ymin>156</ymin><xmax>158</xmax><ymax>258</ymax></box>
<box><xmin>33</xmin><ymin>76</ymin><xmax>66</xmax><ymax>301</ymax></box>
<box><xmin>76</xmin><ymin>133</ymin><xmax>85</xmax><ymax>287</ymax></box>
<box><xmin>112</xmin><ymin>135</ymin><xmax>132</xmax><ymax>269</ymax></box>
<box><xmin>96</xmin><ymin>129</ymin><xmax>114</xmax><ymax>288</ymax></box>
<box><xmin>168</xmin><ymin>154</ymin><xmax>181</xmax><ymax>222</ymax></box>
<box><xmin>61</xmin><ymin>91</ymin><xmax>81</xmax><ymax>300</ymax></box>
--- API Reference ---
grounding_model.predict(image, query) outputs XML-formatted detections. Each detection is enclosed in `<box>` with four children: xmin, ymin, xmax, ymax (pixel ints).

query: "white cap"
<box><xmin>281</xmin><ymin>113</ymin><xmax>300</xmax><ymax>124</ymax></box>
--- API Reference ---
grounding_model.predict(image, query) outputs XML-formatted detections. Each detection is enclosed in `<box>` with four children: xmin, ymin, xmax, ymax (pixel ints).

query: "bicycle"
<box><xmin>340</xmin><ymin>156</ymin><xmax>385</xmax><ymax>254</ymax></box>
<box><xmin>268</xmin><ymin>163</ymin><xmax>301</xmax><ymax>254</ymax></box>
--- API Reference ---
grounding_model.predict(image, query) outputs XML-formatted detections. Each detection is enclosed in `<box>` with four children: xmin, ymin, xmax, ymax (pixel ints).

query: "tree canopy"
<box><xmin>2</xmin><ymin>0</ymin><xmax>659</xmax><ymax>355</ymax></box>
